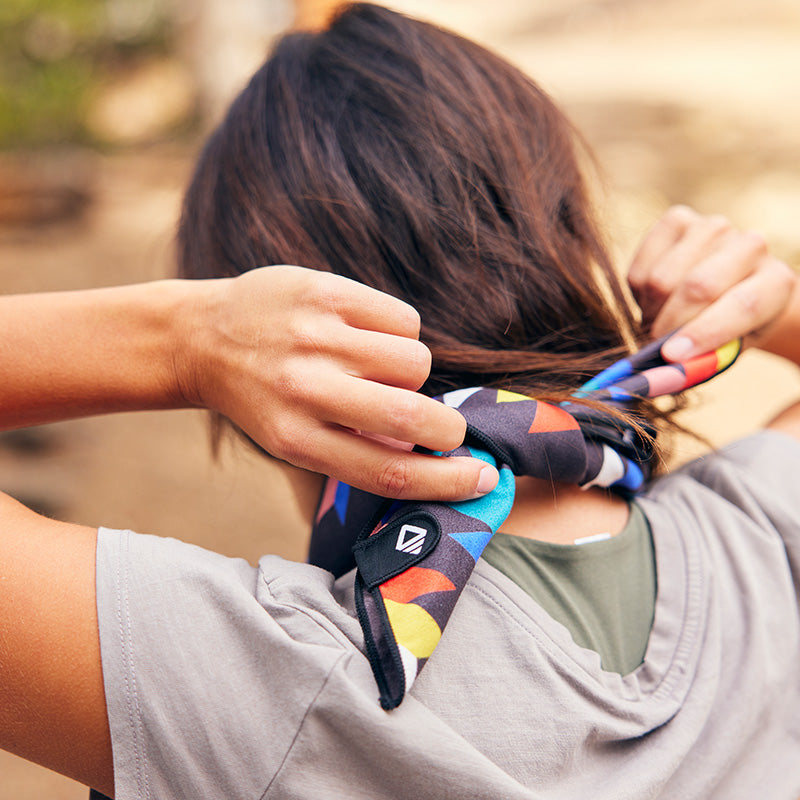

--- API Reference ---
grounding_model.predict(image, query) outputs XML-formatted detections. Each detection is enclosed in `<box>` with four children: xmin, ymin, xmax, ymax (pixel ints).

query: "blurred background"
<box><xmin>1</xmin><ymin>0</ymin><xmax>799</xmax><ymax>796</ymax></box>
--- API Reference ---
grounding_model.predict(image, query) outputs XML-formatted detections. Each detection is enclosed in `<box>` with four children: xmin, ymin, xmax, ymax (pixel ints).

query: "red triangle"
<box><xmin>528</xmin><ymin>402</ymin><xmax>580</xmax><ymax>434</ymax></box>
<box><xmin>682</xmin><ymin>351</ymin><xmax>717</xmax><ymax>388</ymax></box>
<box><xmin>380</xmin><ymin>567</ymin><xmax>456</xmax><ymax>604</ymax></box>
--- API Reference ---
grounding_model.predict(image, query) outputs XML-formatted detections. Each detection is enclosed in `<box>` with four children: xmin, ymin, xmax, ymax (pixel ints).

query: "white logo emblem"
<box><xmin>395</xmin><ymin>523</ymin><xmax>428</xmax><ymax>555</ymax></box>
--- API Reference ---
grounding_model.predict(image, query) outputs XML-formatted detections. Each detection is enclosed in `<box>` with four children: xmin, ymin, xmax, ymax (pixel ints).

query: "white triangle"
<box><xmin>396</xmin><ymin>523</ymin><xmax>427</xmax><ymax>554</ymax></box>
<box><xmin>442</xmin><ymin>386</ymin><xmax>481</xmax><ymax>409</ymax></box>
<box><xmin>398</xmin><ymin>644</ymin><xmax>419</xmax><ymax>693</ymax></box>
<box><xmin>581</xmin><ymin>444</ymin><xmax>625</xmax><ymax>489</ymax></box>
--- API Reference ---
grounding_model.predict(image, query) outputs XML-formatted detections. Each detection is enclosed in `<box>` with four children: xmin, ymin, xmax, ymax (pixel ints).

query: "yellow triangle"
<box><xmin>715</xmin><ymin>339</ymin><xmax>741</xmax><ymax>371</ymax></box>
<box><xmin>496</xmin><ymin>389</ymin><xmax>530</xmax><ymax>403</ymax></box>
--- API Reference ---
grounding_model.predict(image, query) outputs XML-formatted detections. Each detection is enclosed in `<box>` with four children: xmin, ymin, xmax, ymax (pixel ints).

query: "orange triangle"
<box><xmin>528</xmin><ymin>402</ymin><xmax>580</xmax><ymax>434</ymax></box>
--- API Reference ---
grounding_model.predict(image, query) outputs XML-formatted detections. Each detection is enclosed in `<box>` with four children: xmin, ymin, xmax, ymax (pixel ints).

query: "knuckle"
<box><xmin>644</xmin><ymin>269</ymin><xmax>674</xmax><ymax>299</ymax></box>
<box><xmin>287</xmin><ymin>317</ymin><xmax>327</xmax><ymax>355</ymax></box>
<box><xmin>627</xmin><ymin>267</ymin><xmax>647</xmax><ymax>291</ymax></box>
<box><xmin>731</xmin><ymin>286</ymin><xmax>760</xmax><ymax>319</ymax></box>
<box><xmin>388</xmin><ymin>391</ymin><xmax>424</xmax><ymax>434</ymax></box>
<box><xmin>389</xmin><ymin>298</ymin><xmax>422</xmax><ymax>335</ymax></box>
<box><xmin>682</xmin><ymin>273</ymin><xmax>720</xmax><ymax>305</ymax></box>
<box><xmin>662</xmin><ymin>204</ymin><xmax>697</xmax><ymax>231</ymax></box>
<box><xmin>406</xmin><ymin>340</ymin><xmax>432</xmax><ymax>383</ymax></box>
<box><xmin>269</xmin><ymin>421</ymin><xmax>302</xmax><ymax>462</ymax></box>
<box><xmin>314</xmin><ymin>279</ymin><xmax>343</xmax><ymax>315</ymax></box>
<box><xmin>273</xmin><ymin>358</ymin><xmax>307</xmax><ymax>400</ymax></box>
<box><xmin>446</xmin><ymin>462</ymin><xmax>478</xmax><ymax>498</ymax></box>
<box><xmin>289</xmin><ymin>266</ymin><xmax>317</xmax><ymax>296</ymax></box>
<box><xmin>405</xmin><ymin>305</ymin><xmax>422</xmax><ymax>335</ymax></box>
<box><xmin>664</xmin><ymin>204</ymin><xmax>694</xmax><ymax>221</ymax></box>
<box><xmin>770</xmin><ymin>258</ymin><xmax>796</xmax><ymax>291</ymax></box>
<box><xmin>376</xmin><ymin>457</ymin><xmax>412</xmax><ymax>497</ymax></box>
<box><xmin>703</xmin><ymin>213</ymin><xmax>732</xmax><ymax>236</ymax></box>
<box><xmin>439</xmin><ymin>411</ymin><xmax>467</xmax><ymax>452</ymax></box>
<box><xmin>299</xmin><ymin>270</ymin><xmax>344</xmax><ymax>314</ymax></box>
<box><xmin>740</xmin><ymin>229</ymin><xmax>768</xmax><ymax>258</ymax></box>
<box><xmin>278</xmin><ymin>421</ymin><xmax>321</xmax><ymax>468</ymax></box>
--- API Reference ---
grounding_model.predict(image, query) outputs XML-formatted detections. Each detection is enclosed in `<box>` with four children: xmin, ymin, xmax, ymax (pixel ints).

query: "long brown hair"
<box><xmin>178</xmin><ymin>3</ymin><xmax>650</xmax><ymax>411</ymax></box>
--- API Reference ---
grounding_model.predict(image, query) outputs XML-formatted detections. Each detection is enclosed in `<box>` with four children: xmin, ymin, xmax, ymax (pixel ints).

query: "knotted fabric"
<box><xmin>309</xmin><ymin>337</ymin><xmax>740</xmax><ymax>709</ymax></box>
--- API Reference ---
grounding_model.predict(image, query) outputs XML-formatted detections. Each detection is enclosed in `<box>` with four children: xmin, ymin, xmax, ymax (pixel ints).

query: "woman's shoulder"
<box><xmin>647</xmin><ymin>429</ymin><xmax>800</xmax><ymax>509</ymax></box>
<box><xmin>95</xmin><ymin>529</ymin><xmax>374</xmax><ymax>798</ymax></box>
<box><xmin>639</xmin><ymin>429</ymin><xmax>800</xmax><ymax>571</ymax></box>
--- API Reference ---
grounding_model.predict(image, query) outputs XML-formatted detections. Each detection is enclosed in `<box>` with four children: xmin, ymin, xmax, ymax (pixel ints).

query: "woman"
<box><xmin>2</xmin><ymin>4</ymin><xmax>799</xmax><ymax>798</ymax></box>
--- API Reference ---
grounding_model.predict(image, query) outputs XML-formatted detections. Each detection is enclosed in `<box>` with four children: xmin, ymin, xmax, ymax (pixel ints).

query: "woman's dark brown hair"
<box><xmin>178</xmin><ymin>2</ymin><xmax>647</xmax><ymax>409</ymax></box>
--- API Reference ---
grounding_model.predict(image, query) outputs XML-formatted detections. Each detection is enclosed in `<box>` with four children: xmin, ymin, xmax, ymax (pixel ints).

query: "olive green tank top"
<box><xmin>481</xmin><ymin>503</ymin><xmax>655</xmax><ymax>675</ymax></box>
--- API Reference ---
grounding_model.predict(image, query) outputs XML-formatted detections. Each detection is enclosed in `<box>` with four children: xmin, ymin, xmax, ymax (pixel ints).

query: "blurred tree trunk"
<box><xmin>177</xmin><ymin>0</ymin><xmax>344</xmax><ymax>129</ymax></box>
<box><xmin>178</xmin><ymin>0</ymin><xmax>292</xmax><ymax>128</ymax></box>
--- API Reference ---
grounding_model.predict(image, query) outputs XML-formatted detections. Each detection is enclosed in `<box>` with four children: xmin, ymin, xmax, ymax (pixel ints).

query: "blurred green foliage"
<box><xmin>0</xmin><ymin>0</ymin><xmax>172</xmax><ymax>148</ymax></box>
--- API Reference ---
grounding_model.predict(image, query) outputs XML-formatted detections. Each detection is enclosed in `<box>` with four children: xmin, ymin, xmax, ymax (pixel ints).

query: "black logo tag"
<box><xmin>352</xmin><ymin>509</ymin><xmax>441</xmax><ymax>589</ymax></box>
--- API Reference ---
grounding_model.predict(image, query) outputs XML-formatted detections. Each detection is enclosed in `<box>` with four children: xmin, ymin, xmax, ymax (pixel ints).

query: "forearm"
<box><xmin>0</xmin><ymin>279</ymin><xmax>203</xmax><ymax>429</ymax></box>
<box><xmin>755</xmin><ymin>274</ymin><xmax>800</xmax><ymax>367</ymax></box>
<box><xmin>0</xmin><ymin>266</ymin><xmax>493</xmax><ymax>500</ymax></box>
<box><xmin>758</xmin><ymin>276</ymin><xmax>800</xmax><ymax>436</ymax></box>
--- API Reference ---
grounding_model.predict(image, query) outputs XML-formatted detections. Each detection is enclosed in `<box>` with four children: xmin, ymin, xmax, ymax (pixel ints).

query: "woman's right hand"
<box><xmin>179</xmin><ymin>265</ymin><xmax>499</xmax><ymax>501</ymax></box>
<box><xmin>626</xmin><ymin>205</ymin><xmax>798</xmax><ymax>362</ymax></box>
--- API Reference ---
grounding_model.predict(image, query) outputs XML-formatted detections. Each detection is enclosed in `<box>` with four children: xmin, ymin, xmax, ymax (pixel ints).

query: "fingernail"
<box><xmin>662</xmin><ymin>335</ymin><xmax>694</xmax><ymax>362</ymax></box>
<box><xmin>476</xmin><ymin>465</ymin><xmax>499</xmax><ymax>495</ymax></box>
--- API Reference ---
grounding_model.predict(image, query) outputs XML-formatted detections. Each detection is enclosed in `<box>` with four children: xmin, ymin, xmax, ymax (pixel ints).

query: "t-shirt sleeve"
<box><xmin>686</xmin><ymin>430</ymin><xmax>800</xmax><ymax>575</ymax></box>
<box><xmin>713</xmin><ymin>430</ymin><xmax>800</xmax><ymax>501</ymax></box>
<box><xmin>95</xmin><ymin>528</ymin><xmax>351</xmax><ymax>800</ymax></box>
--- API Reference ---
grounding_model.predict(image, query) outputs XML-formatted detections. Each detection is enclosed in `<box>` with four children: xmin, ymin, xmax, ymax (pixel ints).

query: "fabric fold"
<box><xmin>310</xmin><ymin>336</ymin><xmax>740</xmax><ymax>709</ymax></box>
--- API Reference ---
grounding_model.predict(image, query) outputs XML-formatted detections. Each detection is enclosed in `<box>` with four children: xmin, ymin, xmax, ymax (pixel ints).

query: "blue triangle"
<box><xmin>574</xmin><ymin>358</ymin><xmax>632</xmax><ymax>396</ymax></box>
<box><xmin>617</xmin><ymin>459</ymin><xmax>644</xmax><ymax>492</ymax></box>
<box><xmin>608</xmin><ymin>386</ymin><xmax>633</xmax><ymax>402</ymax></box>
<box><xmin>449</xmin><ymin>530</ymin><xmax>494</xmax><ymax>561</ymax></box>
<box><xmin>334</xmin><ymin>482</ymin><xmax>351</xmax><ymax>524</ymax></box>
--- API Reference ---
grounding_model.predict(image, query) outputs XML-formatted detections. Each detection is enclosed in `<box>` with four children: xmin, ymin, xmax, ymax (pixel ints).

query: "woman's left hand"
<box><xmin>626</xmin><ymin>205</ymin><xmax>796</xmax><ymax>361</ymax></box>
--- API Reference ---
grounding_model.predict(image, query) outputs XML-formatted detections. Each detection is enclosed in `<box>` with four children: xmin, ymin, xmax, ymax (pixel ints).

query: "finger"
<box><xmin>308</xmin><ymin>372</ymin><xmax>467</xmax><ymax>453</ymax></box>
<box><xmin>627</xmin><ymin>205</ymin><xmax>697</xmax><ymax>291</ymax></box>
<box><xmin>649</xmin><ymin>230</ymin><xmax>767</xmax><ymax>339</ymax></box>
<box><xmin>661</xmin><ymin>257</ymin><xmax>794</xmax><ymax>361</ymax></box>
<box><xmin>332</xmin><ymin>326</ymin><xmax>432</xmax><ymax>391</ymax></box>
<box><xmin>281</xmin><ymin>312</ymin><xmax>431</xmax><ymax>390</ymax></box>
<box><xmin>311</xmin><ymin>271</ymin><xmax>422</xmax><ymax>339</ymax></box>
<box><xmin>629</xmin><ymin>209</ymin><xmax>731</xmax><ymax>324</ymax></box>
<box><xmin>298</xmin><ymin>426</ymin><xmax>499</xmax><ymax>501</ymax></box>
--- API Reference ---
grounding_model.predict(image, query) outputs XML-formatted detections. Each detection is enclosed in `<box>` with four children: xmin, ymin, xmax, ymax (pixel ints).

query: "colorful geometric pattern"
<box><xmin>309</xmin><ymin>336</ymin><xmax>740</xmax><ymax>709</ymax></box>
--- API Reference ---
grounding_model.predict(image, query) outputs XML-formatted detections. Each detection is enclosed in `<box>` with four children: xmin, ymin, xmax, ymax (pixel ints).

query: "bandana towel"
<box><xmin>310</xmin><ymin>337</ymin><xmax>740</xmax><ymax>709</ymax></box>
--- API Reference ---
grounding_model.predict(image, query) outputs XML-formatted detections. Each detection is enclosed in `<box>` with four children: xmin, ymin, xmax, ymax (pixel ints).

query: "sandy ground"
<box><xmin>1</xmin><ymin>0</ymin><xmax>799</xmax><ymax>796</ymax></box>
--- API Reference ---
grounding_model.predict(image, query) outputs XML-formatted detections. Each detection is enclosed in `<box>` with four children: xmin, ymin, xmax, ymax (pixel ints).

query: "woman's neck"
<box><xmin>498</xmin><ymin>477</ymin><xmax>630</xmax><ymax>546</ymax></box>
<box><xmin>295</xmin><ymin>472</ymin><xmax>631</xmax><ymax>548</ymax></box>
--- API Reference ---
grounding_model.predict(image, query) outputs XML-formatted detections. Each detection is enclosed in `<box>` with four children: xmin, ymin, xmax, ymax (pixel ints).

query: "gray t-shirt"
<box><xmin>96</xmin><ymin>431</ymin><xmax>800</xmax><ymax>800</ymax></box>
